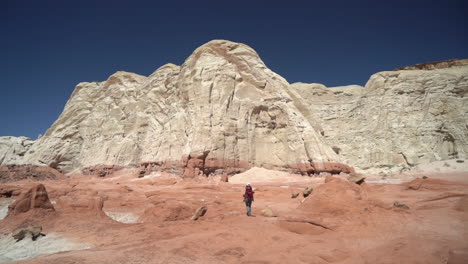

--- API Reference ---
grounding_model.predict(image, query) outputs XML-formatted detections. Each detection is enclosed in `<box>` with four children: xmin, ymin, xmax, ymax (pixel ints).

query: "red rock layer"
<box><xmin>0</xmin><ymin>165</ymin><xmax>64</xmax><ymax>183</ymax></box>
<box><xmin>82</xmin><ymin>165</ymin><xmax>127</xmax><ymax>177</ymax></box>
<box><xmin>137</xmin><ymin>156</ymin><xmax>354</xmax><ymax>178</ymax></box>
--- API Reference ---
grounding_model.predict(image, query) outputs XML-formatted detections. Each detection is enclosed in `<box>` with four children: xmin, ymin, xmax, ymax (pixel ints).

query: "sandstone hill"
<box><xmin>1</xmin><ymin>40</ymin><xmax>467</xmax><ymax>176</ymax></box>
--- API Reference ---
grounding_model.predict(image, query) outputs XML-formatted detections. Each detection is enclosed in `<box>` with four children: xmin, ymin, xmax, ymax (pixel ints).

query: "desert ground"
<box><xmin>1</xmin><ymin>165</ymin><xmax>467</xmax><ymax>264</ymax></box>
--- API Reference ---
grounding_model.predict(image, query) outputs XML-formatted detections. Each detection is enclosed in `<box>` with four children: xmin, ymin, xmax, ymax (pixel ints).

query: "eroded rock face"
<box><xmin>291</xmin><ymin>61</ymin><xmax>468</xmax><ymax>173</ymax></box>
<box><xmin>16</xmin><ymin>40</ymin><xmax>351</xmax><ymax>175</ymax></box>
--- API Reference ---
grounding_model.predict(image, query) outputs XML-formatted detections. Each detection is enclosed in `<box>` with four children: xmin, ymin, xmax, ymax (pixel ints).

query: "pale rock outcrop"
<box><xmin>0</xmin><ymin>136</ymin><xmax>34</xmax><ymax>165</ymax></box>
<box><xmin>291</xmin><ymin>62</ymin><xmax>468</xmax><ymax>173</ymax></box>
<box><xmin>19</xmin><ymin>40</ymin><xmax>351</xmax><ymax>175</ymax></box>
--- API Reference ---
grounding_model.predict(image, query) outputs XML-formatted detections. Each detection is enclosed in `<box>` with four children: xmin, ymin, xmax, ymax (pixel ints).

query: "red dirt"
<box><xmin>0</xmin><ymin>172</ymin><xmax>467</xmax><ymax>264</ymax></box>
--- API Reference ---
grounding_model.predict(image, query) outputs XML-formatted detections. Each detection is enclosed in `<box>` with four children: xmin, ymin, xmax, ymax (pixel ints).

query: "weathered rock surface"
<box><xmin>291</xmin><ymin>61</ymin><xmax>468</xmax><ymax>173</ymax></box>
<box><xmin>9</xmin><ymin>40</ymin><xmax>351</xmax><ymax>176</ymax></box>
<box><xmin>0</xmin><ymin>136</ymin><xmax>34</xmax><ymax>165</ymax></box>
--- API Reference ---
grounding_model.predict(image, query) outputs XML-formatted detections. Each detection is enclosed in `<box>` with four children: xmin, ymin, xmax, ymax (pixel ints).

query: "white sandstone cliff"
<box><xmin>15</xmin><ymin>40</ymin><xmax>350</xmax><ymax>175</ymax></box>
<box><xmin>291</xmin><ymin>62</ymin><xmax>468</xmax><ymax>173</ymax></box>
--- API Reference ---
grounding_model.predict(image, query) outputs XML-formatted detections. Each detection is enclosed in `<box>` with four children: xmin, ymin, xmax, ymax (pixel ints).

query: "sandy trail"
<box><xmin>0</xmin><ymin>169</ymin><xmax>467</xmax><ymax>264</ymax></box>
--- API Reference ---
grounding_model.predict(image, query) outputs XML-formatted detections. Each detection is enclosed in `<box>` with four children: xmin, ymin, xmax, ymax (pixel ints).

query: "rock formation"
<box><xmin>291</xmin><ymin>62</ymin><xmax>468</xmax><ymax>173</ymax></box>
<box><xmin>0</xmin><ymin>136</ymin><xmax>34</xmax><ymax>165</ymax></box>
<box><xmin>7</xmin><ymin>184</ymin><xmax>55</xmax><ymax>216</ymax></box>
<box><xmin>0</xmin><ymin>40</ymin><xmax>466</xmax><ymax>175</ymax></box>
<box><xmin>12</xmin><ymin>225</ymin><xmax>45</xmax><ymax>241</ymax></box>
<box><xmin>2</xmin><ymin>40</ymin><xmax>352</xmax><ymax>176</ymax></box>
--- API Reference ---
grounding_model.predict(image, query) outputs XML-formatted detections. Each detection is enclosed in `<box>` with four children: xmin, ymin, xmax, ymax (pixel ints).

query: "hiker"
<box><xmin>243</xmin><ymin>183</ymin><xmax>255</xmax><ymax>216</ymax></box>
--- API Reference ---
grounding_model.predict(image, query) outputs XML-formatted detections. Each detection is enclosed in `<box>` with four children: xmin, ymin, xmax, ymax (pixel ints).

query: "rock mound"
<box><xmin>7</xmin><ymin>184</ymin><xmax>54</xmax><ymax>216</ymax></box>
<box><xmin>299</xmin><ymin>177</ymin><xmax>364</xmax><ymax>216</ymax></box>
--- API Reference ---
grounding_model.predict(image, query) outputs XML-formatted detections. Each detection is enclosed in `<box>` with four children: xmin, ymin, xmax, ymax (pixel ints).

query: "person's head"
<box><xmin>246</xmin><ymin>183</ymin><xmax>251</xmax><ymax>189</ymax></box>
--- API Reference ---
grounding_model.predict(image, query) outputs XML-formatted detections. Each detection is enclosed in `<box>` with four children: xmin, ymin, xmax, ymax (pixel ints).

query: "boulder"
<box><xmin>303</xmin><ymin>187</ymin><xmax>313</xmax><ymax>198</ymax></box>
<box><xmin>12</xmin><ymin>224</ymin><xmax>45</xmax><ymax>241</ymax></box>
<box><xmin>260</xmin><ymin>207</ymin><xmax>276</xmax><ymax>217</ymax></box>
<box><xmin>393</xmin><ymin>201</ymin><xmax>410</xmax><ymax>210</ymax></box>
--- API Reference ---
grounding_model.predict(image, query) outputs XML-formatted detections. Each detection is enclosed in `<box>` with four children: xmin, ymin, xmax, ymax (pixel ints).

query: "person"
<box><xmin>243</xmin><ymin>183</ymin><xmax>255</xmax><ymax>216</ymax></box>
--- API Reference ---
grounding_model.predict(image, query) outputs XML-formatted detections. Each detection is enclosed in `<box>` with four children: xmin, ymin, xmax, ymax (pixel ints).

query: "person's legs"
<box><xmin>246</xmin><ymin>200</ymin><xmax>252</xmax><ymax>216</ymax></box>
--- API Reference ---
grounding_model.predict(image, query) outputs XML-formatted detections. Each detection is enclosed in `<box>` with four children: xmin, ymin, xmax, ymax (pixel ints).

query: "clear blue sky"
<box><xmin>2</xmin><ymin>0</ymin><xmax>467</xmax><ymax>139</ymax></box>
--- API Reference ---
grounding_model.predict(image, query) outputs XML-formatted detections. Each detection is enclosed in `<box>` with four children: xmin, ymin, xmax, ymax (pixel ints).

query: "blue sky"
<box><xmin>2</xmin><ymin>0</ymin><xmax>467</xmax><ymax>138</ymax></box>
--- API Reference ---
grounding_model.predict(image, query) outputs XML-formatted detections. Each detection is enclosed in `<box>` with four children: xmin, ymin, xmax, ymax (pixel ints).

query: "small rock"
<box><xmin>191</xmin><ymin>206</ymin><xmax>207</xmax><ymax>221</ymax></box>
<box><xmin>393</xmin><ymin>201</ymin><xmax>410</xmax><ymax>210</ymax></box>
<box><xmin>291</xmin><ymin>191</ymin><xmax>299</xmax><ymax>198</ymax></box>
<box><xmin>408</xmin><ymin>178</ymin><xmax>423</xmax><ymax>190</ymax></box>
<box><xmin>422</xmin><ymin>176</ymin><xmax>428</xmax><ymax>179</ymax></box>
<box><xmin>260</xmin><ymin>207</ymin><xmax>276</xmax><ymax>217</ymax></box>
<box><xmin>456</xmin><ymin>160</ymin><xmax>464</xmax><ymax>163</ymax></box>
<box><xmin>12</xmin><ymin>225</ymin><xmax>45</xmax><ymax>242</ymax></box>
<box><xmin>303</xmin><ymin>187</ymin><xmax>313</xmax><ymax>198</ymax></box>
<box><xmin>347</xmin><ymin>173</ymin><xmax>366</xmax><ymax>185</ymax></box>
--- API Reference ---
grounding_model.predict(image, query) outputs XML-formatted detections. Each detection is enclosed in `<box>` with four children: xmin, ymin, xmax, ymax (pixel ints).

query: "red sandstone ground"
<box><xmin>0</xmin><ymin>169</ymin><xmax>467</xmax><ymax>264</ymax></box>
